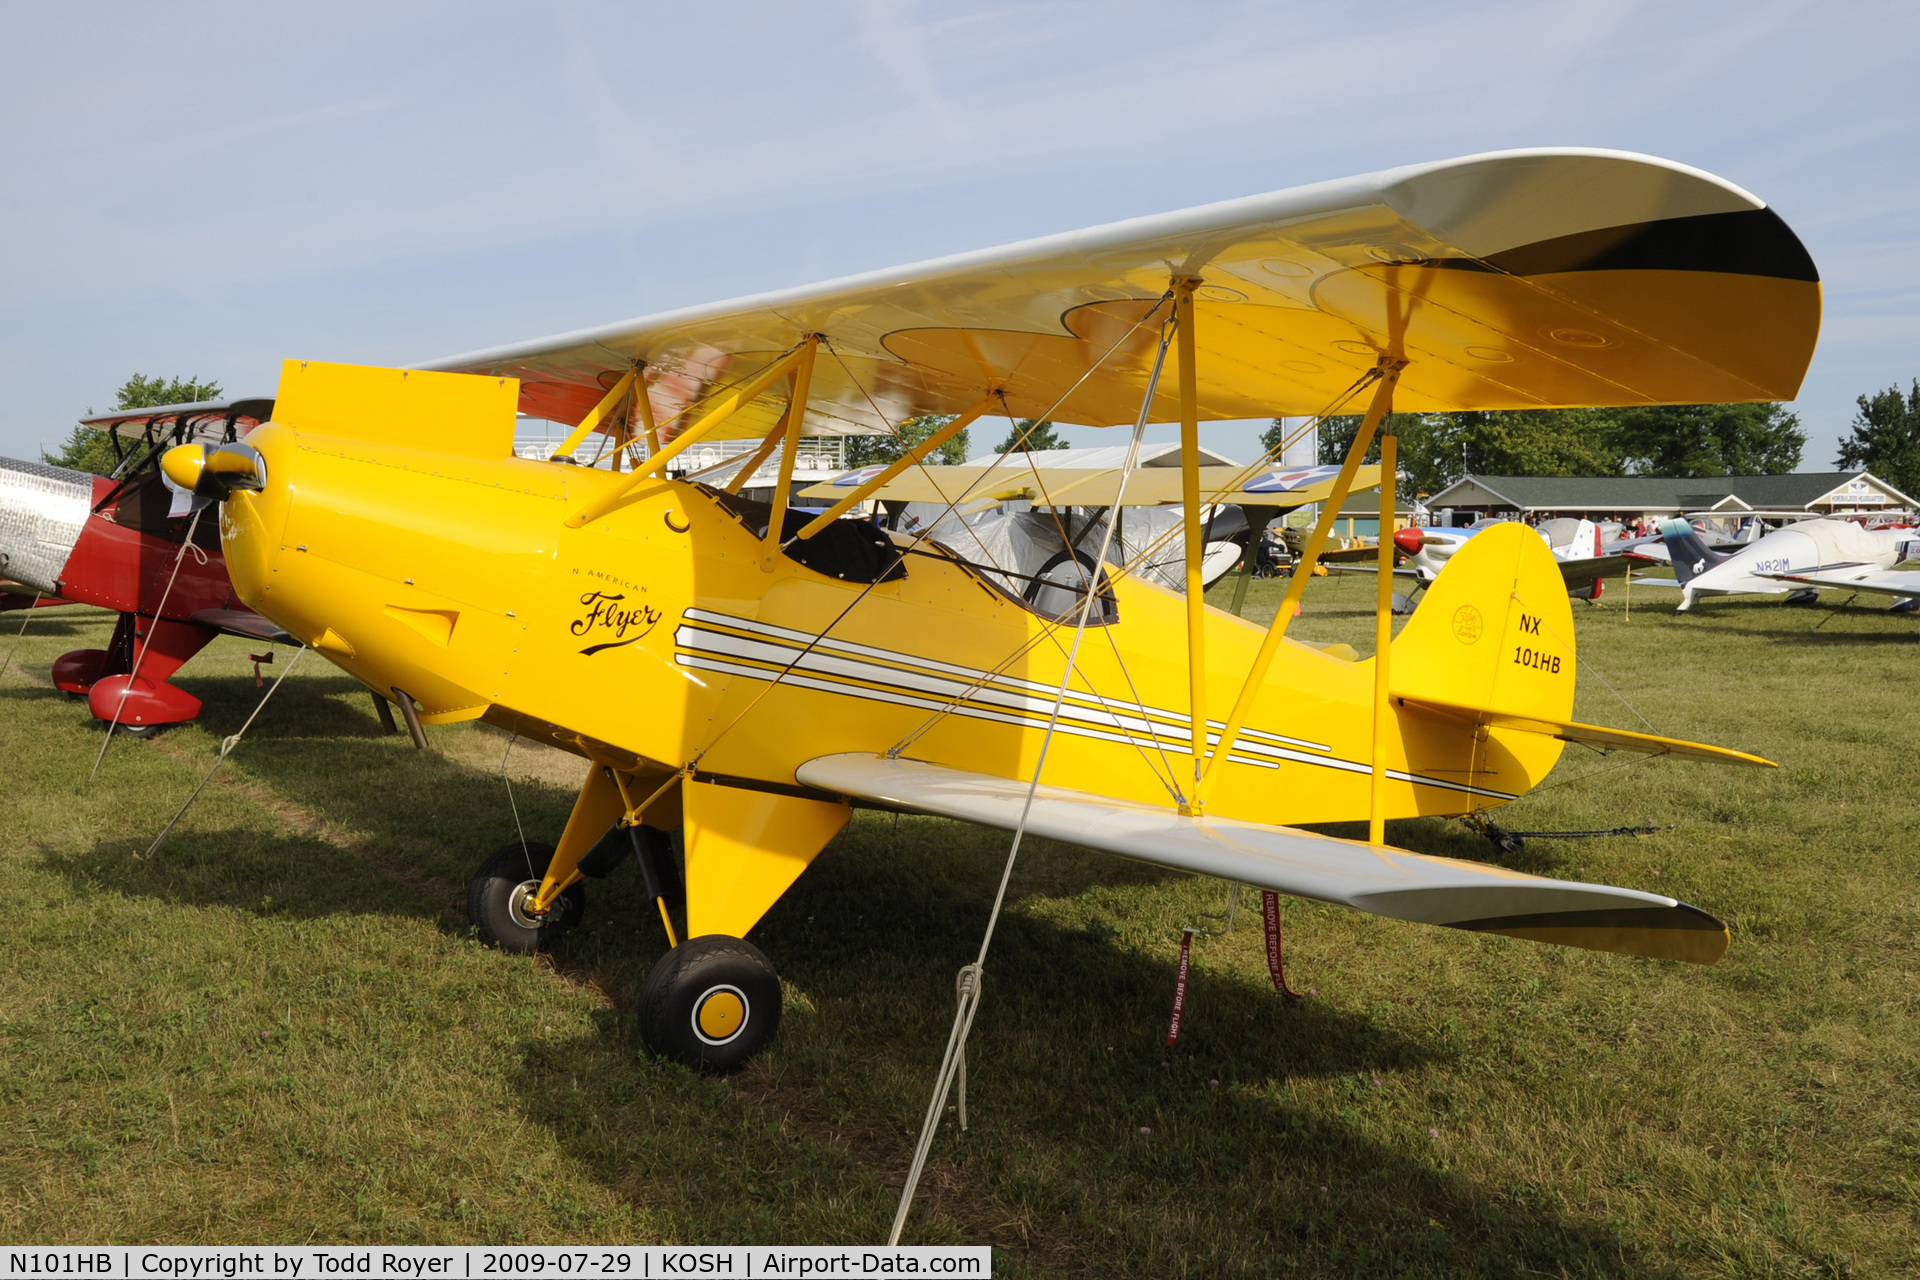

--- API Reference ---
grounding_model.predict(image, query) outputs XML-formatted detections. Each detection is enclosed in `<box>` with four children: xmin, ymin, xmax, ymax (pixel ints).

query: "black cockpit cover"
<box><xmin>702</xmin><ymin>488</ymin><xmax>908</xmax><ymax>585</ymax></box>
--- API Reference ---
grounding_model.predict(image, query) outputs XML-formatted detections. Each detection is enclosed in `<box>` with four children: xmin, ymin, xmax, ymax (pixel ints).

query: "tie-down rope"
<box><xmin>142</xmin><ymin>645</ymin><xmax>309</xmax><ymax>858</ymax></box>
<box><xmin>91</xmin><ymin>505</ymin><xmax>209</xmax><ymax>780</ymax></box>
<box><xmin>885</xmin><ymin>316</ymin><xmax>1172</xmax><ymax>1245</ymax></box>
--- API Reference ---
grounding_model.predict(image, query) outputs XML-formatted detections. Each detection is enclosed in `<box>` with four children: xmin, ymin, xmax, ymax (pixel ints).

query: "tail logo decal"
<box><xmin>1451</xmin><ymin>605</ymin><xmax>1485</xmax><ymax>644</ymax></box>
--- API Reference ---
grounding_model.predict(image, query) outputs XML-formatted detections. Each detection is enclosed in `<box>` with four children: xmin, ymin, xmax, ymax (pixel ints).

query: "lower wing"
<box><xmin>1325</xmin><ymin>563</ymin><xmax>1422</xmax><ymax>578</ymax></box>
<box><xmin>795</xmin><ymin>753</ymin><xmax>1730</xmax><ymax>964</ymax></box>
<box><xmin>189</xmin><ymin>607</ymin><xmax>296</xmax><ymax>644</ymax></box>
<box><xmin>1557</xmin><ymin>553</ymin><xmax>1634</xmax><ymax>589</ymax></box>
<box><xmin>1760</xmin><ymin>568</ymin><xmax>1920</xmax><ymax>599</ymax></box>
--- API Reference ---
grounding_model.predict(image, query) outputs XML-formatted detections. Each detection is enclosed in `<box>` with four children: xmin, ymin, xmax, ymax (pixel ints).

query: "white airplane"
<box><xmin>1635</xmin><ymin>517</ymin><xmax>1920</xmax><ymax>611</ymax></box>
<box><xmin>1372</xmin><ymin>517</ymin><xmax>1638</xmax><ymax>604</ymax></box>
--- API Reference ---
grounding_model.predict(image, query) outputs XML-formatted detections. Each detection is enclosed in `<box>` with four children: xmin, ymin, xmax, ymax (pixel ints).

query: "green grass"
<box><xmin>0</xmin><ymin>578</ymin><xmax>1916</xmax><ymax>1276</ymax></box>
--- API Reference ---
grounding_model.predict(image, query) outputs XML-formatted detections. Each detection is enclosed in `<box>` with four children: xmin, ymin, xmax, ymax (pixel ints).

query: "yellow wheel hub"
<box><xmin>695</xmin><ymin>988</ymin><xmax>747</xmax><ymax>1042</ymax></box>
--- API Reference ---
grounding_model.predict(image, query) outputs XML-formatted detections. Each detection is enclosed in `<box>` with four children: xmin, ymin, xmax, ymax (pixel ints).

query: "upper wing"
<box><xmin>422</xmin><ymin>150</ymin><xmax>1819</xmax><ymax>442</ymax></box>
<box><xmin>81</xmin><ymin>398</ymin><xmax>276</xmax><ymax>445</ymax></box>
<box><xmin>795</xmin><ymin>752</ymin><xmax>1729</xmax><ymax>964</ymax></box>
<box><xmin>1760</xmin><ymin>568</ymin><xmax>1920</xmax><ymax>598</ymax></box>
<box><xmin>797</xmin><ymin>462</ymin><xmax>1382</xmax><ymax>508</ymax></box>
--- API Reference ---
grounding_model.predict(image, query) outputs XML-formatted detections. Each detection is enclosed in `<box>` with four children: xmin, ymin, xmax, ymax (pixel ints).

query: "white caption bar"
<box><xmin>0</xmin><ymin>1248</ymin><xmax>990</xmax><ymax>1280</ymax></box>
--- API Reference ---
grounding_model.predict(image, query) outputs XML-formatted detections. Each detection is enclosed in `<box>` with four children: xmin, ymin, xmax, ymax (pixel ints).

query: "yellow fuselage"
<box><xmin>221</xmin><ymin>419</ymin><xmax>1561</xmax><ymax>835</ymax></box>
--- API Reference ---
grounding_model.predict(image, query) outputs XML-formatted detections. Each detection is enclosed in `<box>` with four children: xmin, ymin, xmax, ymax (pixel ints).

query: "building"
<box><xmin>1423</xmin><ymin>471</ymin><xmax>1916</xmax><ymax>526</ymax></box>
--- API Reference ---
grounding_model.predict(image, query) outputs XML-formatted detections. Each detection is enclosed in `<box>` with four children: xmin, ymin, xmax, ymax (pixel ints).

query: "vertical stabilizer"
<box><xmin>1660</xmin><ymin>519</ymin><xmax>1730</xmax><ymax>587</ymax></box>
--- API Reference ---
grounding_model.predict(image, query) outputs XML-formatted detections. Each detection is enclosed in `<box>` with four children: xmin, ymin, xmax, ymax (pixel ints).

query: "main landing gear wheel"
<box><xmin>637</xmin><ymin>935</ymin><xmax>782</xmax><ymax>1074</ymax></box>
<box><xmin>467</xmin><ymin>841</ymin><xmax>586</xmax><ymax>955</ymax></box>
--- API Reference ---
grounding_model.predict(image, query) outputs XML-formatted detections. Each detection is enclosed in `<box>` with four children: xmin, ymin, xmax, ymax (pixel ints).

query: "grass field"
<box><xmin>1</xmin><ymin>572</ymin><xmax>1915</xmax><ymax>1276</ymax></box>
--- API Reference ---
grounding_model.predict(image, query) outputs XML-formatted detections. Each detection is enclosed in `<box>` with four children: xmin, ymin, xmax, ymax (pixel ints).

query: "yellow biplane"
<box><xmin>163</xmin><ymin>148</ymin><xmax>1814</xmax><ymax>1073</ymax></box>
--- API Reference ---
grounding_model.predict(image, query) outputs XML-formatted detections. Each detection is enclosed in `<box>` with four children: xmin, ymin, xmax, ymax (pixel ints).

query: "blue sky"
<box><xmin>3</xmin><ymin>0</ymin><xmax>1914</xmax><ymax>467</ymax></box>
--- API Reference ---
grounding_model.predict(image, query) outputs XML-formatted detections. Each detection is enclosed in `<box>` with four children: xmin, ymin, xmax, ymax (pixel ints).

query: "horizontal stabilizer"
<box><xmin>1400</xmin><ymin>696</ymin><xmax>1774</xmax><ymax>767</ymax></box>
<box><xmin>794</xmin><ymin>753</ymin><xmax>1729</xmax><ymax>964</ymax></box>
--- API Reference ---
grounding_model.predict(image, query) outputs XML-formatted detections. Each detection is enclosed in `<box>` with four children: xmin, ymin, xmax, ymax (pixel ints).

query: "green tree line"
<box><xmin>1261</xmin><ymin>403</ymin><xmax>1807</xmax><ymax>496</ymax></box>
<box><xmin>1258</xmin><ymin>388</ymin><xmax>1920</xmax><ymax>500</ymax></box>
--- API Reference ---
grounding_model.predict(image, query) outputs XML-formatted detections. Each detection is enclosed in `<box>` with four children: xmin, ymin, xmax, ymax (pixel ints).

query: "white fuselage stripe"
<box><xmin>674</xmin><ymin>613</ymin><xmax>1516</xmax><ymax>801</ymax></box>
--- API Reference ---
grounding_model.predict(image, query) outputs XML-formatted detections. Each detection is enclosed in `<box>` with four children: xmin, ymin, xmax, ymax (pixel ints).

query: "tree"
<box><xmin>44</xmin><ymin>372</ymin><xmax>224</xmax><ymax>476</ymax></box>
<box><xmin>1609</xmin><ymin>403</ymin><xmax>1802</xmax><ymax>476</ymax></box>
<box><xmin>1835</xmin><ymin>381</ymin><xmax>1920</xmax><ymax>498</ymax></box>
<box><xmin>995</xmin><ymin>418</ymin><xmax>1063</xmax><ymax>453</ymax></box>
<box><xmin>843</xmin><ymin>414</ymin><xmax>970</xmax><ymax>468</ymax></box>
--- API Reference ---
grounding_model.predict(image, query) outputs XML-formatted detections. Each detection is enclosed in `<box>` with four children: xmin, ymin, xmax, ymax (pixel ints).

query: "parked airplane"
<box><xmin>0</xmin><ymin>400</ymin><xmax>293</xmax><ymax>733</ymax></box>
<box><xmin>1634</xmin><ymin>518</ymin><xmax>1919</xmax><ymax>611</ymax></box>
<box><xmin>1345</xmin><ymin>517</ymin><xmax>1637</xmax><ymax>605</ymax></box>
<box><xmin>159</xmin><ymin>148</ymin><xmax>1809</xmax><ymax>1073</ymax></box>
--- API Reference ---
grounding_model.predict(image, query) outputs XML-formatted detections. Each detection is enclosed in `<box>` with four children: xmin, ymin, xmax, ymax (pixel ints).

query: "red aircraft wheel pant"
<box><xmin>81</xmin><ymin>614</ymin><xmax>218</xmax><ymax>728</ymax></box>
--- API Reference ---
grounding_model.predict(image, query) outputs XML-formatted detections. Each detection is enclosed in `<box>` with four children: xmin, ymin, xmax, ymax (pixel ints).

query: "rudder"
<box><xmin>1660</xmin><ymin>518</ymin><xmax>1729</xmax><ymax>586</ymax></box>
<box><xmin>1389</xmin><ymin>522</ymin><xmax>1577</xmax><ymax>726</ymax></box>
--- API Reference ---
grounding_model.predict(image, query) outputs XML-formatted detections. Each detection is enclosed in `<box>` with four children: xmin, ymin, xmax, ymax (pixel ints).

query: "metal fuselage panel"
<box><xmin>223</xmin><ymin>423</ymin><xmax>1563</xmax><ymax>826</ymax></box>
<box><xmin>0</xmin><ymin>457</ymin><xmax>95</xmax><ymax>594</ymax></box>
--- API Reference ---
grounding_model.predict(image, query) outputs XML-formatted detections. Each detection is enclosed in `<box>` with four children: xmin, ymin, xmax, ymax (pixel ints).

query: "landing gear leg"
<box><xmin>637</xmin><ymin>935</ymin><xmax>782</xmax><ymax>1074</ymax></box>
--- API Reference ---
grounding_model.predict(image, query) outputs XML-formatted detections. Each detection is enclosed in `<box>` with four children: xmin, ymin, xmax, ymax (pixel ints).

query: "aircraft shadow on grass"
<box><xmin>43</xmin><ymin>670</ymin><xmax>1642</xmax><ymax>1269</ymax></box>
<box><xmin>510</xmin><ymin>836</ymin><xmax>1638</xmax><ymax>1270</ymax></box>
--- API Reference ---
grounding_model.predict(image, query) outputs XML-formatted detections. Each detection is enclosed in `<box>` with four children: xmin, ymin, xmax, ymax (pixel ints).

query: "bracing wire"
<box><xmin>677</xmin><ymin>298</ymin><xmax>1176</xmax><ymax>773</ymax></box>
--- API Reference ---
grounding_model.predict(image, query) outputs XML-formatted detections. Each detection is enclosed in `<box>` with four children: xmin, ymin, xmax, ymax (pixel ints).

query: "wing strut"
<box><xmin>760</xmin><ymin>337</ymin><xmax>820</xmax><ymax>569</ymax></box>
<box><xmin>789</xmin><ymin>392</ymin><xmax>999</xmax><ymax>541</ymax></box>
<box><xmin>565</xmin><ymin>341</ymin><xmax>814</xmax><ymax>527</ymax></box>
<box><xmin>1175</xmin><ymin>279</ymin><xmax>1208</xmax><ymax>794</ymax></box>
<box><xmin>1369</xmin><ymin>427</ymin><xmax>1398</xmax><ymax>843</ymax></box>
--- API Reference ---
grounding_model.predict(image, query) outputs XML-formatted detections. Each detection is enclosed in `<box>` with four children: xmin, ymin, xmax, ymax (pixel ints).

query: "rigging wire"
<box><xmin>675</xmin><ymin>298</ymin><xmax>1176</xmax><ymax>774</ymax></box>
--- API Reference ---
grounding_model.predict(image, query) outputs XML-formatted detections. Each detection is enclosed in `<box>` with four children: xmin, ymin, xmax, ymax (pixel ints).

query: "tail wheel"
<box><xmin>638</xmin><ymin>935</ymin><xmax>782</xmax><ymax>1074</ymax></box>
<box><xmin>467</xmin><ymin>841</ymin><xmax>586</xmax><ymax>955</ymax></box>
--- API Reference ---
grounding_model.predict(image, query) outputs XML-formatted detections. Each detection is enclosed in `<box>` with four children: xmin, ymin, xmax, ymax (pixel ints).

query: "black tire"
<box><xmin>637</xmin><ymin>935</ymin><xmax>782</xmax><ymax>1074</ymax></box>
<box><xmin>109</xmin><ymin>721</ymin><xmax>168</xmax><ymax>739</ymax></box>
<box><xmin>466</xmin><ymin>841</ymin><xmax>586</xmax><ymax>955</ymax></box>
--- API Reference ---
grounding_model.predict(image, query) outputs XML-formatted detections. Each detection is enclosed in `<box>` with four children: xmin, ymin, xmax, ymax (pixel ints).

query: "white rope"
<box><xmin>141</xmin><ymin>645</ymin><xmax>307</xmax><ymax>858</ymax></box>
<box><xmin>886</xmin><ymin>317</ymin><xmax>1173</xmax><ymax>1245</ymax></box>
<box><xmin>91</xmin><ymin>505</ymin><xmax>207</xmax><ymax>780</ymax></box>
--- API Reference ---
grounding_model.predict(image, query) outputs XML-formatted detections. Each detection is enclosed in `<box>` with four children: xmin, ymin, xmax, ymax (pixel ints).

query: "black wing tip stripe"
<box><xmin>1447</xmin><ymin>901</ymin><xmax>1730</xmax><ymax>964</ymax></box>
<box><xmin>1438</xmin><ymin>208</ymin><xmax>1819</xmax><ymax>283</ymax></box>
<box><xmin>1447</xmin><ymin>902</ymin><xmax>1726</xmax><ymax>935</ymax></box>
